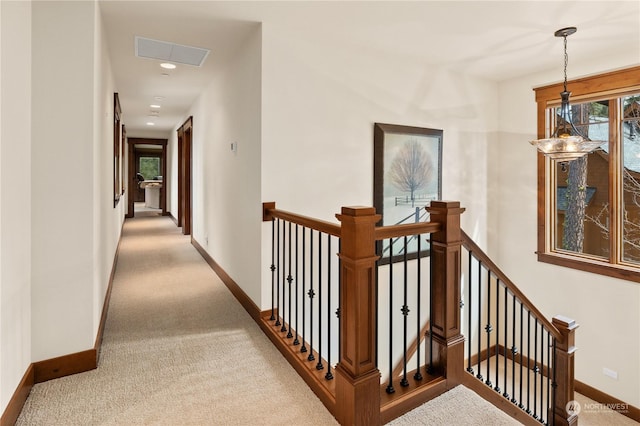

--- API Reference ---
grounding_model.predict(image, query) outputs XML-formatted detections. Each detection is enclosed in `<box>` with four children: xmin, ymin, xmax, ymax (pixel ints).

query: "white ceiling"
<box><xmin>99</xmin><ymin>0</ymin><xmax>640</xmax><ymax>138</ymax></box>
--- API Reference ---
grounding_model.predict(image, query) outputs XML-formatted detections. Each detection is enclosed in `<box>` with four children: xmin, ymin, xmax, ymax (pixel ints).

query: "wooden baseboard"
<box><xmin>33</xmin><ymin>349</ymin><xmax>97</xmax><ymax>383</ymax></box>
<box><xmin>575</xmin><ymin>380</ymin><xmax>639</xmax><ymax>422</ymax></box>
<box><xmin>0</xmin><ymin>364</ymin><xmax>34</xmax><ymax>426</ymax></box>
<box><xmin>1</xmin><ymin>221</ymin><xmax>124</xmax><ymax>424</ymax></box>
<box><xmin>191</xmin><ymin>238</ymin><xmax>261</xmax><ymax>321</ymax></box>
<box><xmin>1</xmin><ymin>349</ymin><xmax>99</xmax><ymax>425</ymax></box>
<box><xmin>167</xmin><ymin>212</ymin><xmax>178</xmax><ymax>225</ymax></box>
<box><xmin>94</xmin><ymin>224</ymin><xmax>123</xmax><ymax>361</ymax></box>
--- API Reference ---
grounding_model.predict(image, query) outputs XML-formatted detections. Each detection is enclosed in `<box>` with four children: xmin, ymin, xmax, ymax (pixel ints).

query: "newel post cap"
<box><xmin>262</xmin><ymin>201</ymin><xmax>276</xmax><ymax>222</ymax></box>
<box><xmin>337</xmin><ymin>205</ymin><xmax>378</xmax><ymax>218</ymax></box>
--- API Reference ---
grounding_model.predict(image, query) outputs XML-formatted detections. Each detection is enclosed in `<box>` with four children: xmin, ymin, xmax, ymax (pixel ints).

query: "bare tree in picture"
<box><xmin>388</xmin><ymin>140</ymin><xmax>434</xmax><ymax>207</ymax></box>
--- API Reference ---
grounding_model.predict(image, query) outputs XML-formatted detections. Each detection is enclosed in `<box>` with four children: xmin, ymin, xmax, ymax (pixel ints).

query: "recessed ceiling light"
<box><xmin>154</xmin><ymin>96</ymin><xmax>165</xmax><ymax>101</ymax></box>
<box><xmin>146</xmin><ymin>122</ymin><xmax>155</xmax><ymax>126</ymax></box>
<box><xmin>150</xmin><ymin>104</ymin><xmax>161</xmax><ymax>109</ymax></box>
<box><xmin>160</xmin><ymin>63</ymin><xmax>176</xmax><ymax>69</ymax></box>
<box><xmin>161</xmin><ymin>73</ymin><xmax>169</xmax><ymax>77</ymax></box>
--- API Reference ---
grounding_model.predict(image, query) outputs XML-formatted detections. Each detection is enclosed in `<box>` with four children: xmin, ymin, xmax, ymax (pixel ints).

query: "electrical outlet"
<box><xmin>603</xmin><ymin>367</ymin><xmax>618</xmax><ymax>380</ymax></box>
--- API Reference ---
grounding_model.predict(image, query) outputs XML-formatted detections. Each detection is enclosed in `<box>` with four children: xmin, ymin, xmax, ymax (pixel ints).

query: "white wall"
<box><xmin>496</xmin><ymin>53</ymin><xmax>640</xmax><ymax>407</ymax></box>
<box><xmin>260</xmin><ymin>23</ymin><xmax>499</xmax><ymax>309</ymax></box>
<box><xmin>31</xmin><ymin>1</ymin><xmax>97</xmax><ymax>360</ymax></box>
<box><xmin>31</xmin><ymin>1</ymin><xmax>124</xmax><ymax>362</ymax></box>
<box><xmin>177</xmin><ymin>26</ymin><xmax>262</xmax><ymax>303</ymax></box>
<box><xmin>93</xmin><ymin>3</ymin><xmax>125</xmax><ymax>336</ymax></box>
<box><xmin>1</xmin><ymin>2</ymin><xmax>123</xmax><ymax>413</ymax></box>
<box><xmin>0</xmin><ymin>0</ymin><xmax>32</xmax><ymax>413</ymax></box>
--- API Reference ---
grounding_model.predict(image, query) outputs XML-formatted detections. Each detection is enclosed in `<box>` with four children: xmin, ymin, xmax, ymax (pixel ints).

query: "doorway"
<box><xmin>127</xmin><ymin>138</ymin><xmax>168</xmax><ymax>218</ymax></box>
<box><xmin>177</xmin><ymin>117</ymin><xmax>193</xmax><ymax>235</ymax></box>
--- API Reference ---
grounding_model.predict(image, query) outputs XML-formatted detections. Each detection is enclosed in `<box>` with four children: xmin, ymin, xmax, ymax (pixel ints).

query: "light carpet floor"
<box><xmin>16</xmin><ymin>215</ymin><xmax>621</xmax><ymax>425</ymax></box>
<box><xmin>17</xmin><ymin>216</ymin><xmax>336</xmax><ymax>425</ymax></box>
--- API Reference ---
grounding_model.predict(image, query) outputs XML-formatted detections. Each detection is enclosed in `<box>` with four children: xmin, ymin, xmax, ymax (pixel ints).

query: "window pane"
<box><xmin>554</xmin><ymin>100</ymin><xmax>609</xmax><ymax>258</ymax></box>
<box><xmin>139</xmin><ymin>156</ymin><xmax>160</xmax><ymax>180</ymax></box>
<box><xmin>622</xmin><ymin>94</ymin><xmax>640</xmax><ymax>264</ymax></box>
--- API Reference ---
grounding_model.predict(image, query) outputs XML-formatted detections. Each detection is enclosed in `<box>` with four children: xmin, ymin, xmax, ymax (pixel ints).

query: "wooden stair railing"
<box><xmin>460</xmin><ymin>230</ymin><xmax>578</xmax><ymax>426</ymax></box>
<box><xmin>261</xmin><ymin>202</ymin><xmax>576</xmax><ymax>426</ymax></box>
<box><xmin>262</xmin><ymin>201</ymin><xmax>466</xmax><ymax>425</ymax></box>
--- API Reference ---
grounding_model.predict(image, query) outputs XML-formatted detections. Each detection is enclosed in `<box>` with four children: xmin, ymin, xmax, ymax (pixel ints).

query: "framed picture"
<box><xmin>114</xmin><ymin>93</ymin><xmax>122</xmax><ymax>207</ymax></box>
<box><xmin>373</xmin><ymin>123</ymin><xmax>442</xmax><ymax>262</ymax></box>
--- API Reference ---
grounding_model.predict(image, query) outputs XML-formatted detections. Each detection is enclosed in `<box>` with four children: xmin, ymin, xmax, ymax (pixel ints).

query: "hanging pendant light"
<box><xmin>530</xmin><ymin>27</ymin><xmax>604</xmax><ymax>161</ymax></box>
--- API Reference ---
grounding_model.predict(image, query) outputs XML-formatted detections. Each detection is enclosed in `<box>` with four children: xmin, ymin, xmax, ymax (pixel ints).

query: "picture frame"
<box><xmin>373</xmin><ymin>123</ymin><xmax>443</xmax><ymax>263</ymax></box>
<box><xmin>114</xmin><ymin>93</ymin><xmax>122</xmax><ymax>207</ymax></box>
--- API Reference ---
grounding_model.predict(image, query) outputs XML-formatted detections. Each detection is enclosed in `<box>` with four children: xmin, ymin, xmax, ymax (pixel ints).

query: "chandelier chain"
<box><xmin>563</xmin><ymin>35</ymin><xmax>568</xmax><ymax>93</ymax></box>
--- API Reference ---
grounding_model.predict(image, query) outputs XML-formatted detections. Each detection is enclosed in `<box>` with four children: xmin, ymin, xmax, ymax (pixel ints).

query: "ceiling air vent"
<box><xmin>135</xmin><ymin>36</ymin><xmax>210</xmax><ymax>67</ymax></box>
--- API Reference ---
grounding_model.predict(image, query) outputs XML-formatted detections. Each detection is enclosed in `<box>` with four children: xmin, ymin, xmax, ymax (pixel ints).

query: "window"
<box><xmin>139</xmin><ymin>156</ymin><xmax>161</xmax><ymax>180</ymax></box>
<box><xmin>534</xmin><ymin>66</ymin><xmax>640</xmax><ymax>282</ymax></box>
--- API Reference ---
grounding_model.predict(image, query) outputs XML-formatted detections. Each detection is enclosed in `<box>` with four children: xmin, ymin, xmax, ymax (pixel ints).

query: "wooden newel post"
<box><xmin>551</xmin><ymin>315</ymin><xmax>579</xmax><ymax>426</ymax></box>
<box><xmin>335</xmin><ymin>206</ymin><xmax>382</xmax><ymax>426</ymax></box>
<box><xmin>426</xmin><ymin>201</ymin><xmax>466</xmax><ymax>387</ymax></box>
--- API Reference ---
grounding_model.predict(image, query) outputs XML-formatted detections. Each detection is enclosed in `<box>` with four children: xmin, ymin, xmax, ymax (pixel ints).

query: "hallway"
<box><xmin>16</xmin><ymin>216</ymin><xmax>337</xmax><ymax>425</ymax></box>
<box><xmin>16</xmin><ymin>215</ymin><xmax>632</xmax><ymax>425</ymax></box>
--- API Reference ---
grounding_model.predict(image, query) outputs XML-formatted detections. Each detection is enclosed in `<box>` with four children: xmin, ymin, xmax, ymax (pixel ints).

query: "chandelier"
<box><xmin>530</xmin><ymin>27</ymin><xmax>603</xmax><ymax>161</ymax></box>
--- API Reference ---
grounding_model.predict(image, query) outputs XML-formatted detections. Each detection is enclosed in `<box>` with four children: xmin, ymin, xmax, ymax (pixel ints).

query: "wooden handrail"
<box><xmin>374</xmin><ymin>222</ymin><xmax>441</xmax><ymax>240</ymax></box>
<box><xmin>263</xmin><ymin>202</ymin><xmax>442</xmax><ymax>242</ymax></box>
<box><xmin>263</xmin><ymin>203</ymin><xmax>341</xmax><ymax>237</ymax></box>
<box><xmin>461</xmin><ymin>230</ymin><xmax>562</xmax><ymax>341</ymax></box>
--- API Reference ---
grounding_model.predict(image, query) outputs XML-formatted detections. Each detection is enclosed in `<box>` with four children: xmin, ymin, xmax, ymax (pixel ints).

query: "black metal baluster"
<box><xmin>477</xmin><ymin>260</ymin><xmax>483</xmax><ymax>381</ymax></box>
<box><xmin>494</xmin><ymin>280</ymin><xmax>500</xmax><ymax>393</ymax></box>
<box><xmin>325</xmin><ymin>234</ymin><xmax>333</xmax><ymax>380</ymax></box>
<box><xmin>337</xmin><ymin>239</ymin><xmax>342</xmax><ymax>369</ymax></box>
<box><xmin>527</xmin><ymin>311</ymin><xmax>532</xmax><ymax>414</ymax></box>
<box><xmin>552</xmin><ymin>338</ymin><xmax>557</xmax><ymax>426</ymax></box>
<box><xmin>316</xmin><ymin>233</ymin><xmax>324</xmax><ymax>371</ymax></box>
<box><xmin>375</xmin><ymin>250</ymin><xmax>379</xmax><ymax>369</ymax></box>
<box><xmin>519</xmin><ymin>303</ymin><xmax>524</xmax><ymax>409</ymax></box>
<box><xmin>485</xmin><ymin>269</ymin><xmax>492</xmax><ymax>387</ymax></box>
<box><xmin>400</xmin><ymin>236</ymin><xmax>410</xmax><ymax>387</ymax></box>
<box><xmin>287</xmin><ymin>222</ymin><xmax>293</xmax><ymax>338</ymax></box>
<box><xmin>270</xmin><ymin>218</ymin><xmax>276</xmax><ymax>321</ymax></box>
<box><xmin>533</xmin><ymin>318</ymin><xmax>539</xmax><ymax>420</ymax></box>
<box><xmin>546</xmin><ymin>330</ymin><xmax>552</xmax><ymax>425</ymax></box>
<box><xmin>386</xmin><ymin>238</ymin><xmax>395</xmax><ymax>394</ymax></box>
<box><xmin>467</xmin><ymin>250</ymin><xmax>473</xmax><ymax>374</ymax></box>
<box><xmin>275</xmin><ymin>219</ymin><xmax>281</xmax><ymax>327</ymax></box>
<box><xmin>503</xmin><ymin>288</ymin><xmax>509</xmax><ymax>400</ymax></box>
<box><xmin>307</xmin><ymin>231</ymin><xmax>315</xmax><ymax>362</ymax></box>
<box><xmin>281</xmin><ymin>220</ymin><xmax>287</xmax><ymax>333</ymax></box>
<box><xmin>414</xmin><ymin>235</ymin><xmax>423</xmax><ymax>381</ymax></box>
<box><xmin>539</xmin><ymin>321</ymin><xmax>545</xmax><ymax>423</ymax></box>
<box><xmin>511</xmin><ymin>294</ymin><xmax>517</xmax><ymax>404</ymax></box>
<box><xmin>294</xmin><ymin>225</ymin><xmax>300</xmax><ymax>345</ymax></box>
<box><xmin>427</xmin><ymin>237</ymin><xmax>433</xmax><ymax>375</ymax></box>
<box><xmin>301</xmin><ymin>227</ymin><xmax>307</xmax><ymax>353</ymax></box>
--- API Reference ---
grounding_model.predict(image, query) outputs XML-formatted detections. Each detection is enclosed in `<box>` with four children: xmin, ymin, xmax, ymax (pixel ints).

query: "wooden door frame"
<box><xmin>126</xmin><ymin>137</ymin><xmax>168</xmax><ymax>218</ymax></box>
<box><xmin>177</xmin><ymin>117</ymin><xmax>193</xmax><ymax>235</ymax></box>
